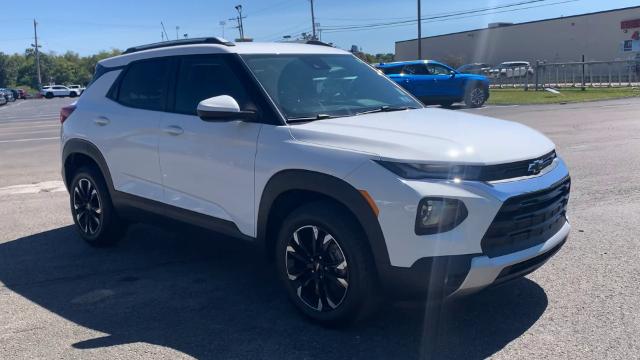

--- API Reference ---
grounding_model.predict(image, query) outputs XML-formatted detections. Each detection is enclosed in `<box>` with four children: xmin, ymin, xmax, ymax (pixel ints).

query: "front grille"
<box><xmin>481</xmin><ymin>177</ymin><xmax>570</xmax><ymax>258</ymax></box>
<box><xmin>478</xmin><ymin>150</ymin><xmax>556</xmax><ymax>181</ymax></box>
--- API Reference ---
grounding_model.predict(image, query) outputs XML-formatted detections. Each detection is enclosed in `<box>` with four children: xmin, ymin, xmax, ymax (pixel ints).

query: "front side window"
<box><xmin>241</xmin><ymin>54</ymin><xmax>421</xmax><ymax>120</ymax></box>
<box><xmin>117</xmin><ymin>59</ymin><xmax>170</xmax><ymax>111</ymax></box>
<box><xmin>402</xmin><ymin>64</ymin><xmax>430</xmax><ymax>75</ymax></box>
<box><xmin>174</xmin><ymin>55</ymin><xmax>254</xmax><ymax>115</ymax></box>
<box><xmin>426</xmin><ymin>64</ymin><xmax>453</xmax><ymax>75</ymax></box>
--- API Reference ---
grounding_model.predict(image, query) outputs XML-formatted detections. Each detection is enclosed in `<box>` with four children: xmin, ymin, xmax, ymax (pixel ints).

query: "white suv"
<box><xmin>60</xmin><ymin>38</ymin><xmax>571</xmax><ymax>325</ymax></box>
<box><xmin>42</xmin><ymin>85</ymin><xmax>80</xmax><ymax>98</ymax></box>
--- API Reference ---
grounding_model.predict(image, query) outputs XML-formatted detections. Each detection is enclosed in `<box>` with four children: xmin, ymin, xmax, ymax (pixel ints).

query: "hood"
<box><xmin>288</xmin><ymin>108</ymin><xmax>555</xmax><ymax>165</ymax></box>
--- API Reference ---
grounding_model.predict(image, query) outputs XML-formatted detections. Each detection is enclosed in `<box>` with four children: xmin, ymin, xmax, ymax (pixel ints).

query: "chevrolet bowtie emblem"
<box><xmin>528</xmin><ymin>159</ymin><xmax>545</xmax><ymax>174</ymax></box>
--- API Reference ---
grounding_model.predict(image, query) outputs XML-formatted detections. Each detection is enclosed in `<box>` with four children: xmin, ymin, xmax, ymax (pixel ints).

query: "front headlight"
<box><xmin>375</xmin><ymin>160</ymin><xmax>482</xmax><ymax>181</ymax></box>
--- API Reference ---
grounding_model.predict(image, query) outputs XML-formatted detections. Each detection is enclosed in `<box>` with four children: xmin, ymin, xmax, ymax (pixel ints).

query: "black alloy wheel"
<box><xmin>285</xmin><ymin>224</ymin><xmax>349</xmax><ymax>312</ymax></box>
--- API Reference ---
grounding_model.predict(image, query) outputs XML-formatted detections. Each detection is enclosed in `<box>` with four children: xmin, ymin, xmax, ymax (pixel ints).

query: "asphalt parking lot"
<box><xmin>1</xmin><ymin>97</ymin><xmax>639</xmax><ymax>359</ymax></box>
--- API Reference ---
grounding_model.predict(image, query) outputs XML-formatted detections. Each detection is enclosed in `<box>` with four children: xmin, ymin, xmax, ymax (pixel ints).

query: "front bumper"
<box><xmin>449</xmin><ymin>220</ymin><xmax>569</xmax><ymax>297</ymax></box>
<box><xmin>345</xmin><ymin>155</ymin><xmax>571</xmax><ymax>298</ymax></box>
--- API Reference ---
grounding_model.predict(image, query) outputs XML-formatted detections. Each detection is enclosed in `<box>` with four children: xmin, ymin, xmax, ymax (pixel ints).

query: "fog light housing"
<box><xmin>415</xmin><ymin>198</ymin><xmax>468</xmax><ymax>235</ymax></box>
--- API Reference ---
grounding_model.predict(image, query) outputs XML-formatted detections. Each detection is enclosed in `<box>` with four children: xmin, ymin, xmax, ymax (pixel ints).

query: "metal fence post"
<box><xmin>534</xmin><ymin>61</ymin><xmax>540</xmax><ymax>91</ymax></box>
<box><xmin>581</xmin><ymin>55</ymin><xmax>586</xmax><ymax>91</ymax></box>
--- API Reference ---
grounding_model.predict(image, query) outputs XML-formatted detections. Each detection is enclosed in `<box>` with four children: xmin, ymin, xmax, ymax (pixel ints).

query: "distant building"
<box><xmin>395</xmin><ymin>6</ymin><xmax>640</xmax><ymax>65</ymax></box>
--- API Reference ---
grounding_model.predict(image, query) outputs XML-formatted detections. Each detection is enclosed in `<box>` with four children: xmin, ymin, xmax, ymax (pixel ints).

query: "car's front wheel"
<box><xmin>275</xmin><ymin>201</ymin><xmax>379</xmax><ymax>326</ymax></box>
<box><xmin>45</xmin><ymin>92</ymin><xmax>53</xmax><ymax>99</ymax></box>
<box><xmin>69</xmin><ymin>166</ymin><xmax>126</xmax><ymax>246</ymax></box>
<box><xmin>465</xmin><ymin>86</ymin><xmax>487</xmax><ymax>108</ymax></box>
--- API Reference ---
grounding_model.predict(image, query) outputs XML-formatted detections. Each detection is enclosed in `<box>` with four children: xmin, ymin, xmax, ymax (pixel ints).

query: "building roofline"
<box><xmin>395</xmin><ymin>5</ymin><xmax>640</xmax><ymax>44</ymax></box>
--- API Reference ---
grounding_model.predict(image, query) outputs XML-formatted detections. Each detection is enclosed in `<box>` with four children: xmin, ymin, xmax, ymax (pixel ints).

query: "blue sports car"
<box><xmin>376</xmin><ymin>60</ymin><xmax>490</xmax><ymax>108</ymax></box>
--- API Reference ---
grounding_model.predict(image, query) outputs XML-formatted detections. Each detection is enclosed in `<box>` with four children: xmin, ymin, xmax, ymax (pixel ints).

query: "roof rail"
<box><xmin>305</xmin><ymin>40</ymin><xmax>333</xmax><ymax>47</ymax></box>
<box><xmin>123</xmin><ymin>37</ymin><xmax>235</xmax><ymax>54</ymax></box>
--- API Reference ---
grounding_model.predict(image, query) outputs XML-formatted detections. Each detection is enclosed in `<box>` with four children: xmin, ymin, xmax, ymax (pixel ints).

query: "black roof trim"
<box><xmin>123</xmin><ymin>37</ymin><xmax>235</xmax><ymax>54</ymax></box>
<box><xmin>305</xmin><ymin>40</ymin><xmax>333</xmax><ymax>47</ymax></box>
<box><xmin>396</xmin><ymin>5</ymin><xmax>640</xmax><ymax>44</ymax></box>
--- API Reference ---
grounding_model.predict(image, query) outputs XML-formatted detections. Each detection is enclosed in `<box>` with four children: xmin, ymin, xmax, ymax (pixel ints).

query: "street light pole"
<box><xmin>417</xmin><ymin>0</ymin><xmax>422</xmax><ymax>60</ymax></box>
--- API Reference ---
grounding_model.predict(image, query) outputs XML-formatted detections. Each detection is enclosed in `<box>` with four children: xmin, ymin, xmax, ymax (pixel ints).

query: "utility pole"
<box><xmin>161</xmin><ymin>30</ymin><xmax>164</xmax><ymax>41</ymax></box>
<box><xmin>160</xmin><ymin>22</ymin><xmax>169</xmax><ymax>41</ymax></box>
<box><xmin>310</xmin><ymin>0</ymin><xmax>317</xmax><ymax>40</ymax></box>
<box><xmin>176</xmin><ymin>26</ymin><xmax>180</xmax><ymax>40</ymax></box>
<box><xmin>417</xmin><ymin>0</ymin><xmax>422</xmax><ymax>60</ymax></box>
<box><xmin>234</xmin><ymin>5</ymin><xmax>245</xmax><ymax>40</ymax></box>
<box><xmin>31</xmin><ymin>19</ymin><xmax>42</xmax><ymax>90</ymax></box>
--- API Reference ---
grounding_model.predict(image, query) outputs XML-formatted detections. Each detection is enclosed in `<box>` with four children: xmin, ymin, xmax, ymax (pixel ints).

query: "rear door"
<box><xmin>157</xmin><ymin>54</ymin><xmax>263</xmax><ymax>236</ymax></box>
<box><xmin>92</xmin><ymin>58</ymin><xmax>168</xmax><ymax>201</ymax></box>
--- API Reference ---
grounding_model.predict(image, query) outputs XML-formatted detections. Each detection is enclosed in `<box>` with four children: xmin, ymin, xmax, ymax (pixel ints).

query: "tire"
<box><xmin>69</xmin><ymin>92</ymin><xmax>77</xmax><ymax>98</ymax></box>
<box><xmin>465</xmin><ymin>85</ymin><xmax>487</xmax><ymax>108</ymax></box>
<box><xmin>45</xmin><ymin>92</ymin><xmax>53</xmax><ymax>99</ymax></box>
<box><xmin>69</xmin><ymin>166</ymin><xmax>126</xmax><ymax>246</ymax></box>
<box><xmin>439</xmin><ymin>101</ymin><xmax>454</xmax><ymax>108</ymax></box>
<box><xmin>275</xmin><ymin>201</ymin><xmax>380</xmax><ymax>326</ymax></box>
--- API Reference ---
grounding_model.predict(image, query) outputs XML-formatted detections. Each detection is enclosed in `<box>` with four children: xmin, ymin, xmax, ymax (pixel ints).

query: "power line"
<box><xmin>321</xmin><ymin>0</ymin><xmax>579</xmax><ymax>33</ymax></box>
<box><xmin>320</xmin><ymin>0</ymin><xmax>555</xmax><ymax>31</ymax></box>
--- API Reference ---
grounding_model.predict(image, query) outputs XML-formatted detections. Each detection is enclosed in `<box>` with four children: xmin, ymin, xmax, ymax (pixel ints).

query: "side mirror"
<box><xmin>197</xmin><ymin>95</ymin><xmax>256</xmax><ymax>122</ymax></box>
<box><xmin>450</xmin><ymin>71</ymin><xmax>456</xmax><ymax>78</ymax></box>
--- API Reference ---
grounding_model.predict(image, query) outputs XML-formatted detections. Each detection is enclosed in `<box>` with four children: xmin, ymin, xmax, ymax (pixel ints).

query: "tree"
<box><xmin>0</xmin><ymin>48</ymin><xmax>122</xmax><ymax>88</ymax></box>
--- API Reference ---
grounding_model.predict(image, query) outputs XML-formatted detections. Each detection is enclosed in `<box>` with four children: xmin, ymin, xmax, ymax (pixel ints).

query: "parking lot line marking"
<box><xmin>0</xmin><ymin>180</ymin><xmax>66</xmax><ymax>196</ymax></box>
<box><xmin>0</xmin><ymin>117</ymin><xmax>59</xmax><ymax>123</ymax></box>
<box><xmin>0</xmin><ymin>137</ymin><xmax>58</xmax><ymax>144</ymax></box>
<box><xmin>0</xmin><ymin>124</ymin><xmax>60</xmax><ymax>130</ymax></box>
<box><xmin>0</xmin><ymin>129</ymin><xmax>59</xmax><ymax>137</ymax></box>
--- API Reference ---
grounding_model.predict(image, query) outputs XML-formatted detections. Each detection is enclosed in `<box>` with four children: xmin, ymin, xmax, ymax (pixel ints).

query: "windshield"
<box><xmin>240</xmin><ymin>54</ymin><xmax>422</xmax><ymax>120</ymax></box>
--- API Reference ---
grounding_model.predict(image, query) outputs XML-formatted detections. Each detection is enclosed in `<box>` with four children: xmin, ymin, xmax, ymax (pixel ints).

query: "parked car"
<box><xmin>457</xmin><ymin>63</ymin><xmax>492</xmax><ymax>75</ymax></box>
<box><xmin>490</xmin><ymin>61</ymin><xmax>534</xmax><ymax>78</ymax></box>
<box><xmin>61</xmin><ymin>38</ymin><xmax>570</xmax><ymax>325</ymax></box>
<box><xmin>8</xmin><ymin>88</ymin><xmax>21</xmax><ymax>100</ymax></box>
<box><xmin>41</xmin><ymin>85</ymin><xmax>80</xmax><ymax>98</ymax></box>
<box><xmin>67</xmin><ymin>84</ymin><xmax>85</xmax><ymax>95</ymax></box>
<box><xmin>16</xmin><ymin>89</ymin><xmax>26</xmax><ymax>99</ymax></box>
<box><xmin>0</xmin><ymin>88</ymin><xmax>15</xmax><ymax>102</ymax></box>
<box><xmin>0</xmin><ymin>93</ymin><xmax>6</xmax><ymax>106</ymax></box>
<box><xmin>376</xmin><ymin>60</ymin><xmax>490</xmax><ymax>107</ymax></box>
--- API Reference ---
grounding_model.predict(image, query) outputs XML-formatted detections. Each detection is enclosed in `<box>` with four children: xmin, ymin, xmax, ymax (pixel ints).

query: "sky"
<box><xmin>0</xmin><ymin>0</ymin><xmax>638</xmax><ymax>55</ymax></box>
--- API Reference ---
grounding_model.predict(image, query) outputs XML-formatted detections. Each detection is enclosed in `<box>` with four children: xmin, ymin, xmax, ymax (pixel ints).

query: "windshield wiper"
<box><xmin>287</xmin><ymin>113</ymin><xmax>344</xmax><ymax>123</ymax></box>
<box><xmin>355</xmin><ymin>105</ymin><xmax>417</xmax><ymax>116</ymax></box>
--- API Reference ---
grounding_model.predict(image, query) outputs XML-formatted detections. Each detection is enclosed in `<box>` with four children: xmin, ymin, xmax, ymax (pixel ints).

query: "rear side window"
<box><xmin>174</xmin><ymin>55</ymin><xmax>254</xmax><ymax>115</ymax></box>
<box><xmin>380</xmin><ymin>65</ymin><xmax>403</xmax><ymax>75</ymax></box>
<box><xmin>117</xmin><ymin>59</ymin><xmax>170</xmax><ymax>111</ymax></box>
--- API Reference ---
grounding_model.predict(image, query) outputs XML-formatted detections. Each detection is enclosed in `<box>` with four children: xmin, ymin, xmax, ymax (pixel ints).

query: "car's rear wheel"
<box><xmin>465</xmin><ymin>86</ymin><xmax>487</xmax><ymax>108</ymax></box>
<box><xmin>70</xmin><ymin>166</ymin><xmax>125</xmax><ymax>246</ymax></box>
<box><xmin>69</xmin><ymin>92</ymin><xmax>77</xmax><ymax>98</ymax></box>
<box><xmin>275</xmin><ymin>201</ymin><xmax>379</xmax><ymax>326</ymax></box>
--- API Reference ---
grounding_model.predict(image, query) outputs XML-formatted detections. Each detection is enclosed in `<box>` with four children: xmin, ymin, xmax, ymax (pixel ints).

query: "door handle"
<box><xmin>94</xmin><ymin>117</ymin><xmax>110</xmax><ymax>126</ymax></box>
<box><xmin>163</xmin><ymin>125</ymin><xmax>184</xmax><ymax>136</ymax></box>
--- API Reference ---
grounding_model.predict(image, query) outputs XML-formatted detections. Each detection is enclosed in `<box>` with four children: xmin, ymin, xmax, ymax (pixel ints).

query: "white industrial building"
<box><xmin>395</xmin><ymin>6</ymin><xmax>640</xmax><ymax>65</ymax></box>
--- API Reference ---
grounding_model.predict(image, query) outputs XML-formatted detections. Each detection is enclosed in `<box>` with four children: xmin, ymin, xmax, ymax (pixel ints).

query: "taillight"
<box><xmin>60</xmin><ymin>104</ymin><xmax>76</xmax><ymax>124</ymax></box>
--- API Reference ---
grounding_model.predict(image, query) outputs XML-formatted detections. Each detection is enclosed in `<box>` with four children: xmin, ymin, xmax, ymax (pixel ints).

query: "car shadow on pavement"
<box><xmin>0</xmin><ymin>224</ymin><xmax>548</xmax><ymax>360</ymax></box>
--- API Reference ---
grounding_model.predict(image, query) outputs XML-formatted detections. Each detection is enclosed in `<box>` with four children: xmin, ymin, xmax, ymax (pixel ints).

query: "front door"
<box><xmin>158</xmin><ymin>54</ymin><xmax>263</xmax><ymax>236</ymax></box>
